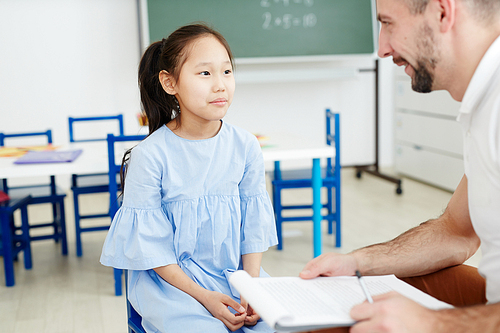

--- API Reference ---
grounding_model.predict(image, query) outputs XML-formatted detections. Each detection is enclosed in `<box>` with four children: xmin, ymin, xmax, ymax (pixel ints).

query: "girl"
<box><xmin>100</xmin><ymin>24</ymin><xmax>278</xmax><ymax>332</ymax></box>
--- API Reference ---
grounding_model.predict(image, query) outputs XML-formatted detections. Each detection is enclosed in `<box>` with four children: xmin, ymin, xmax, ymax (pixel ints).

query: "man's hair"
<box><xmin>403</xmin><ymin>0</ymin><xmax>429</xmax><ymax>14</ymax></box>
<box><xmin>404</xmin><ymin>0</ymin><xmax>500</xmax><ymax>23</ymax></box>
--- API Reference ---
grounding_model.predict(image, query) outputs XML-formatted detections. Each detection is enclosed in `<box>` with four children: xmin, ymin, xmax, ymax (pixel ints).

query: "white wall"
<box><xmin>0</xmin><ymin>0</ymin><xmax>395</xmax><ymax>174</ymax></box>
<box><xmin>0</xmin><ymin>0</ymin><xmax>142</xmax><ymax>143</ymax></box>
<box><xmin>227</xmin><ymin>57</ymin><xmax>381</xmax><ymax>169</ymax></box>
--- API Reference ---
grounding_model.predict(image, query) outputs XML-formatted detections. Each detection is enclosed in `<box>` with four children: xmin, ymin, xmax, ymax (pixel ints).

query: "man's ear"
<box><xmin>159</xmin><ymin>70</ymin><xmax>176</xmax><ymax>95</ymax></box>
<box><xmin>435</xmin><ymin>0</ymin><xmax>455</xmax><ymax>33</ymax></box>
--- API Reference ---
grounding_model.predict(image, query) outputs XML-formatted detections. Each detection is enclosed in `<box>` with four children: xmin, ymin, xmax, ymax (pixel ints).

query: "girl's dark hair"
<box><xmin>120</xmin><ymin>23</ymin><xmax>234</xmax><ymax>193</ymax></box>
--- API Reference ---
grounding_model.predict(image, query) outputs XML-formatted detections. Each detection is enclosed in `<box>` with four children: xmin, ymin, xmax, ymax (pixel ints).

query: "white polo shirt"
<box><xmin>458</xmin><ymin>35</ymin><xmax>500</xmax><ymax>304</ymax></box>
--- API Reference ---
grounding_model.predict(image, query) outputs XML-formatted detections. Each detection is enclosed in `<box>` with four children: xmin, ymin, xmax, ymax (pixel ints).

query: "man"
<box><xmin>299</xmin><ymin>0</ymin><xmax>500</xmax><ymax>332</ymax></box>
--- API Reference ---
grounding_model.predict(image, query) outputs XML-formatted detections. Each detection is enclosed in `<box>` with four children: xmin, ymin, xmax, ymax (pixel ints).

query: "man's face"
<box><xmin>377</xmin><ymin>0</ymin><xmax>440</xmax><ymax>93</ymax></box>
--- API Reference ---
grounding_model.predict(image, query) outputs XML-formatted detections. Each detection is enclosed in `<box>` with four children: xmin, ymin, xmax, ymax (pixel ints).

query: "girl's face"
<box><xmin>163</xmin><ymin>36</ymin><xmax>235</xmax><ymax>129</ymax></box>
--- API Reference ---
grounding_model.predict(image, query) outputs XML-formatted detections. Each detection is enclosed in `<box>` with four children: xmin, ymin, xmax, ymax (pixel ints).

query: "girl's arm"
<box><xmin>241</xmin><ymin>252</ymin><xmax>263</xmax><ymax>326</ymax></box>
<box><xmin>242</xmin><ymin>252</ymin><xmax>262</xmax><ymax>277</ymax></box>
<box><xmin>153</xmin><ymin>265</ymin><xmax>247</xmax><ymax>331</ymax></box>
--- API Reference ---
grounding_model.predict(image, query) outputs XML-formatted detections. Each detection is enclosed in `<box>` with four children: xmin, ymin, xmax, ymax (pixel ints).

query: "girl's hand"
<box><xmin>201</xmin><ymin>290</ymin><xmax>247</xmax><ymax>331</ymax></box>
<box><xmin>240</xmin><ymin>296</ymin><xmax>261</xmax><ymax>326</ymax></box>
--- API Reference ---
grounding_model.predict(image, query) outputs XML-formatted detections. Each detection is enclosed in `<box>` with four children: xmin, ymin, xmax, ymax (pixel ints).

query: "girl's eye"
<box><xmin>224</xmin><ymin>69</ymin><xmax>232</xmax><ymax>75</ymax></box>
<box><xmin>200</xmin><ymin>71</ymin><xmax>210</xmax><ymax>76</ymax></box>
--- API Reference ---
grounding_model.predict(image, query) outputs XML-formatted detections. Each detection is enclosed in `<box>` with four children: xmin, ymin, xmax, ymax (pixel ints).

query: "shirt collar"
<box><xmin>460</xmin><ymin>35</ymin><xmax>500</xmax><ymax>115</ymax></box>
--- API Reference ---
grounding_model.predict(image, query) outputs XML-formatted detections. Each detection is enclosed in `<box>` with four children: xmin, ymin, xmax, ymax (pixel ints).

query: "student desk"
<box><xmin>260</xmin><ymin>131</ymin><xmax>335</xmax><ymax>257</ymax></box>
<box><xmin>0</xmin><ymin>138</ymin><xmax>334</xmax><ymax>257</ymax></box>
<box><xmin>0</xmin><ymin>141</ymin><xmax>116</xmax><ymax>179</ymax></box>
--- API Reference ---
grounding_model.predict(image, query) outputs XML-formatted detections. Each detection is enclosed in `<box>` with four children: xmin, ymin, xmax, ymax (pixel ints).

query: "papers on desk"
<box><xmin>0</xmin><ymin>145</ymin><xmax>59</xmax><ymax>157</ymax></box>
<box><xmin>14</xmin><ymin>150</ymin><xmax>83</xmax><ymax>164</ymax></box>
<box><xmin>254</xmin><ymin>134</ymin><xmax>274</xmax><ymax>148</ymax></box>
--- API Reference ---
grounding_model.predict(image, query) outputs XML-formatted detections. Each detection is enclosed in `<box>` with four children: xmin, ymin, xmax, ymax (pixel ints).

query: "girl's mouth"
<box><xmin>210</xmin><ymin>98</ymin><xmax>227</xmax><ymax>106</ymax></box>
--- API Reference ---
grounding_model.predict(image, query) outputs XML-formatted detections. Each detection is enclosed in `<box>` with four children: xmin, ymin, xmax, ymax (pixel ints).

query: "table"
<box><xmin>1</xmin><ymin>136</ymin><xmax>334</xmax><ymax>257</ymax></box>
<box><xmin>0</xmin><ymin>141</ymin><xmax>123</xmax><ymax>179</ymax></box>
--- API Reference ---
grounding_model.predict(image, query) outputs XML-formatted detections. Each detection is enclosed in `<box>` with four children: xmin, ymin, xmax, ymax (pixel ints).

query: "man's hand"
<box><xmin>201</xmin><ymin>290</ymin><xmax>247</xmax><ymax>331</ymax></box>
<box><xmin>300</xmin><ymin>253</ymin><xmax>358</xmax><ymax>279</ymax></box>
<box><xmin>349</xmin><ymin>292</ymin><xmax>436</xmax><ymax>333</ymax></box>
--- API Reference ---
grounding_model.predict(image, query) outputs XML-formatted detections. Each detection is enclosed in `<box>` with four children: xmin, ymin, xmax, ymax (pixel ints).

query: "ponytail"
<box><xmin>138</xmin><ymin>40</ymin><xmax>178</xmax><ymax>134</ymax></box>
<box><xmin>121</xmin><ymin>40</ymin><xmax>182</xmax><ymax>194</ymax></box>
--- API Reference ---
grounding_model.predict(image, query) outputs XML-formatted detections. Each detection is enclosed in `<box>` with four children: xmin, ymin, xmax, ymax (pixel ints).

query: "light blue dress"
<box><xmin>100</xmin><ymin>122</ymin><xmax>278</xmax><ymax>333</ymax></box>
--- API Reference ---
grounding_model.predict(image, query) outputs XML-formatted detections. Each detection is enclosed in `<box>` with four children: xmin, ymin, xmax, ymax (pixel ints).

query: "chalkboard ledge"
<box><xmin>235</xmin><ymin>67</ymin><xmax>358</xmax><ymax>84</ymax></box>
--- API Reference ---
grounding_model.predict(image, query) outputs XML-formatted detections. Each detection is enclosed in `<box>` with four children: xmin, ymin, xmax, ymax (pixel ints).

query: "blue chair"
<box><xmin>107</xmin><ymin>133</ymin><xmax>146</xmax><ymax>296</ymax></box>
<box><xmin>0</xmin><ymin>195</ymin><xmax>32</xmax><ymax>287</ymax></box>
<box><xmin>271</xmin><ymin>110</ymin><xmax>341</xmax><ymax>250</ymax></box>
<box><xmin>125</xmin><ymin>270</ymin><xmax>147</xmax><ymax>333</ymax></box>
<box><xmin>0</xmin><ymin>130</ymin><xmax>68</xmax><ymax>255</ymax></box>
<box><xmin>68</xmin><ymin>115</ymin><xmax>124</xmax><ymax>257</ymax></box>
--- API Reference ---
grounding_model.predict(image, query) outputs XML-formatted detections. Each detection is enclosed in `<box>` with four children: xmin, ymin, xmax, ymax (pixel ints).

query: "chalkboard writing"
<box><xmin>146</xmin><ymin>0</ymin><xmax>375</xmax><ymax>59</ymax></box>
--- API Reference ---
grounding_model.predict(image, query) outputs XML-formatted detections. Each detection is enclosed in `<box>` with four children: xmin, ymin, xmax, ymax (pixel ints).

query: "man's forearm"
<box><xmin>352</xmin><ymin>176</ymin><xmax>480</xmax><ymax>278</ymax></box>
<box><xmin>351</xmin><ymin>218</ymin><xmax>475</xmax><ymax>277</ymax></box>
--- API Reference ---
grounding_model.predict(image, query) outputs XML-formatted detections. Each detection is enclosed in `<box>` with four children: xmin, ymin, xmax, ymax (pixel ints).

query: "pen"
<box><xmin>355</xmin><ymin>270</ymin><xmax>374</xmax><ymax>303</ymax></box>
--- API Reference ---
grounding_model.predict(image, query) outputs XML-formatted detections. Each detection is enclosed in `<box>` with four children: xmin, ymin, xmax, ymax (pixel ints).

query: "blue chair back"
<box><xmin>0</xmin><ymin>130</ymin><xmax>53</xmax><ymax>194</ymax></box>
<box><xmin>124</xmin><ymin>270</ymin><xmax>147</xmax><ymax>333</ymax></box>
<box><xmin>0</xmin><ymin>130</ymin><xmax>52</xmax><ymax>146</ymax></box>
<box><xmin>0</xmin><ymin>130</ymin><xmax>68</xmax><ymax>255</ymax></box>
<box><xmin>69</xmin><ymin>115</ymin><xmax>124</xmax><ymax>257</ymax></box>
<box><xmin>106</xmin><ymin>133</ymin><xmax>146</xmax><ymax>297</ymax></box>
<box><xmin>326</xmin><ymin>109</ymin><xmax>340</xmax><ymax>179</ymax></box>
<box><xmin>69</xmin><ymin>115</ymin><xmax>124</xmax><ymax>142</ymax></box>
<box><xmin>106</xmin><ymin>133</ymin><xmax>146</xmax><ymax>218</ymax></box>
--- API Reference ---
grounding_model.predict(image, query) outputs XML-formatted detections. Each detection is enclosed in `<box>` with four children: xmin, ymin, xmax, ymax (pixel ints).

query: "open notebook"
<box><xmin>229</xmin><ymin>271</ymin><xmax>452</xmax><ymax>332</ymax></box>
<box><xmin>14</xmin><ymin>149</ymin><xmax>83</xmax><ymax>164</ymax></box>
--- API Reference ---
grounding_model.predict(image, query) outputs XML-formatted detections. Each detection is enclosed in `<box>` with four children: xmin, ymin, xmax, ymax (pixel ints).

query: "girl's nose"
<box><xmin>213</xmin><ymin>76</ymin><xmax>226</xmax><ymax>92</ymax></box>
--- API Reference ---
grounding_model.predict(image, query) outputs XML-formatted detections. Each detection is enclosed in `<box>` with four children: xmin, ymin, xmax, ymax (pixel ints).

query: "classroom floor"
<box><xmin>0</xmin><ymin>168</ymin><xmax>481</xmax><ymax>333</ymax></box>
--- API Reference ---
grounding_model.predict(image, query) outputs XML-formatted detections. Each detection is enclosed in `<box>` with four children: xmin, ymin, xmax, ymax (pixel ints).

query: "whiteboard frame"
<box><xmin>137</xmin><ymin>0</ymin><xmax>379</xmax><ymax>64</ymax></box>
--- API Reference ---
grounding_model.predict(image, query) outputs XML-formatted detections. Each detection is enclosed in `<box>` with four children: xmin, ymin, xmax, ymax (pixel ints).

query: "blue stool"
<box><xmin>271</xmin><ymin>110</ymin><xmax>341</xmax><ymax>251</ymax></box>
<box><xmin>68</xmin><ymin>115</ymin><xmax>124</xmax><ymax>257</ymax></box>
<box><xmin>0</xmin><ymin>195</ymin><xmax>32</xmax><ymax>287</ymax></box>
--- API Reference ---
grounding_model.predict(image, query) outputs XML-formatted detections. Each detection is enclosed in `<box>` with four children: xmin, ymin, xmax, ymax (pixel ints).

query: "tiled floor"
<box><xmin>0</xmin><ymin>169</ymin><xmax>480</xmax><ymax>332</ymax></box>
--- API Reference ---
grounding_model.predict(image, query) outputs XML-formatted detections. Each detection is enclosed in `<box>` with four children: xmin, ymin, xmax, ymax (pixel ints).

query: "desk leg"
<box><xmin>312</xmin><ymin>158</ymin><xmax>322</xmax><ymax>257</ymax></box>
<box><xmin>1</xmin><ymin>210</ymin><xmax>15</xmax><ymax>286</ymax></box>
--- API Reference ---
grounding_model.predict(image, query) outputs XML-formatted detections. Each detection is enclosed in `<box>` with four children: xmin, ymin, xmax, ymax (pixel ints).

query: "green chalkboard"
<box><xmin>146</xmin><ymin>0</ymin><xmax>375</xmax><ymax>59</ymax></box>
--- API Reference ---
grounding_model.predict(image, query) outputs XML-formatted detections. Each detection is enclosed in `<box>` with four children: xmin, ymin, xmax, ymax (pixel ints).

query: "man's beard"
<box><xmin>411</xmin><ymin>59</ymin><xmax>434</xmax><ymax>93</ymax></box>
<box><xmin>412</xmin><ymin>22</ymin><xmax>438</xmax><ymax>93</ymax></box>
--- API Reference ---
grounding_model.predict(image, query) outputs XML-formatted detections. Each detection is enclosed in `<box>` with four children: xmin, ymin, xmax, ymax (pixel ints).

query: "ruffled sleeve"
<box><xmin>100</xmin><ymin>143</ymin><xmax>177</xmax><ymax>270</ymax></box>
<box><xmin>239</xmin><ymin>137</ymin><xmax>278</xmax><ymax>254</ymax></box>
